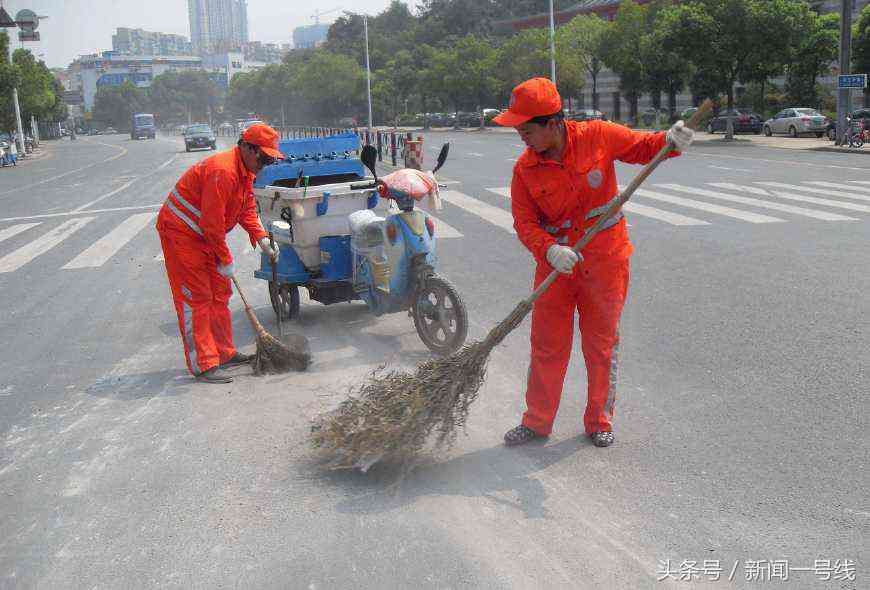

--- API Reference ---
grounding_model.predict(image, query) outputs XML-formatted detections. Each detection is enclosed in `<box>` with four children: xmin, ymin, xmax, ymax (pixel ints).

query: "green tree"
<box><xmin>451</xmin><ymin>34</ymin><xmax>499</xmax><ymax>125</ymax></box>
<box><xmin>644</xmin><ymin>3</ymin><xmax>691</xmax><ymax>118</ymax></box>
<box><xmin>149</xmin><ymin>70</ymin><xmax>222</xmax><ymax>126</ymax></box>
<box><xmin>0</xmin><ymin>33</ymin><xmax>22</xmax><ymax>132</ymax></box>
<box><xmin>93</xmin><ymin>81</ymin><xmax>147</xmax><ymax>130</ymax></box>
<box><xmin>558</xmin><ymin>14</ymin><xmax>609</xmax><ymax>111</ymax></box>
<box><xmin>785</xmin><ymin>11</ymin><xmax>839</xmax><ymax>108</ymax></box>
<box><xmin>600</xmin><ymin>0</ymin><xmax>647</xmax><ymax>124</ymax></box>
<box><xmin>495</xmin><ymin>28</ymin><xmax>550</xmax><ymax>92</ymax></box>
<box><xmin>854</xmin><ymin>4</ymin><xmax>870</xmax><ymax>107</ymax></box>
<box><xmin>297</xmin><ymin>51</ymin><xmax>365</xmax><ymax>124</ymax></box>
<box><xmin>666</xmin><ymin>0</ymin><xmax>805</xmax><ymax>138</ymax></box>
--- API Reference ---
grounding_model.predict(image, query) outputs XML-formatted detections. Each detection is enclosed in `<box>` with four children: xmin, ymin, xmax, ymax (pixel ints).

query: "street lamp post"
<box><xmin>836</xmin><ymin>0</ymin><xmax>853</xmax><ymax>145</ymax></box>
<box><xmin>364</xmin><ymin>15</ymin><xmax>373</xmax><ymax>130</ymax></box>
<box><xmin>549</xmin><ymin>0</ymin><xmax>556</xmax><ymax>85</ymax></box>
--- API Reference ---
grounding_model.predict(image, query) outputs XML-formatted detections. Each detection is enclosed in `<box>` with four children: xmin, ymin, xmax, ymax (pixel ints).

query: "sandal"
<box><xmin>504</xmin><ymin>425</ymin><xmax>545</xmax><ymax>447</ymax></box>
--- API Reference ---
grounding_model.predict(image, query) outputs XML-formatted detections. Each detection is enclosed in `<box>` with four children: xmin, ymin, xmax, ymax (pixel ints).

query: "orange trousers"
<box><xmin>158</xmin><ymin>229</ymin><xmax>236</xmax><ymax>376</ymax></box>
<box><xmin>522</xmin><ymin>257</ymin><xmax>630</xmax><ymax>435</ymax></box>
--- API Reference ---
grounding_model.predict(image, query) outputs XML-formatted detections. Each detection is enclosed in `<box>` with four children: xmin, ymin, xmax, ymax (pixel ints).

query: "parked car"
<box><xmin>184</xmin><ymin>124</ymin><xmax>217</xmax><ymax>152</ymax></box>
<box><xmin>104</xmin><ymin>127</ymin><xmax>117</xmax><ymax>134</ymax></box>
<box><xmin>762</xmin><ymin>108</ymin><xmax>829</xmax><ymax>138</ymax></box>
<box><xmin>706</xmin><ymin>109</ymin><xmax>763</xmax><ymax>134</ymax></box>
<box><xmin>568</xmin><ymin>109</ymin><xmax>607</xmax><ymax>122</ymax></box>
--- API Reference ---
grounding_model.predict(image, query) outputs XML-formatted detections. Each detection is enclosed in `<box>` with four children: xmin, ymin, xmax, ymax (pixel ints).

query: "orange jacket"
<box><xmin>511</xmin><ymin>120</ymin><xmax>677</xmax><ymax>265</ymax></box>
<box><xmin>157</xmin><ymin>147</ymin><xmax>268</xmax><ymax>266</ymax></box>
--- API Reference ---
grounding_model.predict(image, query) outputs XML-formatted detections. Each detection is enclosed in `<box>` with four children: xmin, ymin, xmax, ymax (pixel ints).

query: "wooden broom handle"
<box><xmin>526</xmin><ymin>100</ymin><xmax>713</xmax><ymax>304</ymax></box>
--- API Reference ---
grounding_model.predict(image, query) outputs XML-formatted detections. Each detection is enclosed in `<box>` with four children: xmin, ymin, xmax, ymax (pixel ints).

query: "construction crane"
<box><xmin>311</xmin><ymin>7</ymin><xmax>342</xmax><ymax>26</ymax></box>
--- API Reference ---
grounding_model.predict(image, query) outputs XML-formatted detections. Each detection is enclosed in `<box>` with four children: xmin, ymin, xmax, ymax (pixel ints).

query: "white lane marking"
<box><xmin>62</xmin><ymin>212</ymin><xmax>157</xmax><ymax>269</ymax></box>
<box><xmin>630</xmin><ymin>187</ymin><xmax>784</xmax><ymax>223</ymax></box>
<box><xmin>711</xmin><ymin>183</ymin><xmax>870</xmax><ymax>214</ymax></box>
<box><xmin>506</xmin><ymin>158</ymin><xmax>518</xmax><ymax>163</ymax></box>
<box><xmin>0</xmin><ymin>217</ymin><xmax>95</xmax><ymax>273</ymax></box>
<box><xmin>440</xmin><ymin>190</ymin><xmax>516</xmax><ymax>233</ymax></box>
<box><xmin>622</xmin><ymin>203</ymin><xmax>710</xmax><ymax>226</ymax></box>
<box><xmin>849</xmin><ymin>180</ymin><xmax>870</xmax><ymax>185</ymax></box>
<box><xmin>430</xmin><ymin>216</ymin><xmax>463</xmax><ymax>238</ymax></box>
<box><xmin>0</xmin><ymin>222</ymin><xmax>41</xmax><ymax>244</ymax></box>
<box><xmin>658</xmin><ymin>184</ymin><xmax>856</xmax><ymax>221</ymax></box>
<box><xmin>708</xmin><ymin>165</ymin><xmax>751</xmax><ymax>172</ymax></box>
<box><xmin>71</xmin><ymin>179</ymin><xmax>138</xmax><ymax>213</ymax></box>
<box><xmin>756</xmin><ymin>182</ymin><xmax>870</xmax><ymax>203</ymax></box>
<box><xmin>0</xmin><ymin>204</ymin><xmax>161</xmax><ymax>223</ymax></box>
<box><xmin>806</xmin><ymin>181</ymin><xmax>870</xmax><ymax>193</ymax></box>
<box><xmin>72</xmin><ymin>154</ymin><xmax>178</xmax><ymax>212</ymax></box>
<box><xmin>154</xmin><ymin>252</ymin><xmax>165</xmax><ymax>262</ymax></box>
<box><xmin>467</xmin><ymin>152</ymin><xmax>484</xmax><ymax>157</ymax></box>
<box><xmin>0</xmin><ymin>141</ymin><xmax>128</xmax><ymax>197</ymax></box>
<box><xmin>487</xmin><ymin>186</ymin><xmax>511</xmax><ymax>198</ymax></box>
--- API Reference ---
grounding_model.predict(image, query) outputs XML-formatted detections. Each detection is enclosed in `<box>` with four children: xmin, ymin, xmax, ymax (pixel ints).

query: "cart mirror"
<box><xmin>433</xmin><ymin>143</ymin><xmax>450</xmax><ymax>174</ymax></box>
<box><xmin>360</xmin><ymin>145</ymin><xmax>378</xmax><ymax>180</ymax></box>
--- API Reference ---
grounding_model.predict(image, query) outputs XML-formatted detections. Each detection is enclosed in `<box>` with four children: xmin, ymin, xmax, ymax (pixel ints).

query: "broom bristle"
<box><xmin>310</xmin><ymin>300</ymin><xmax>533</xmax><ymax>471</ymax></box>
<box><xmin>253</xmin><ymin>331</ymin><xmax>311</xmax><ymax>374</ymax></box>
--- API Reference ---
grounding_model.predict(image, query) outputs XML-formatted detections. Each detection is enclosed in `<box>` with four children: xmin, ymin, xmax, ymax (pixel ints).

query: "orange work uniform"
<box><xmin>511</xmin><ymin>119</ymin><xmax>677</xmax><ymax>435</ymax></box>
<box><xmin>156</xmin><ymin>147</ymin><xmax>268</xmax><ymax>376</ymax></box>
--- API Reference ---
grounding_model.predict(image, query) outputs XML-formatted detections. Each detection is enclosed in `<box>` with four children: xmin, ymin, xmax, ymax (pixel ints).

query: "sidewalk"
<box><xmin>688</xmin><ymin>131</ymin><xmax>870</xmax><ymax>154</ymax></box>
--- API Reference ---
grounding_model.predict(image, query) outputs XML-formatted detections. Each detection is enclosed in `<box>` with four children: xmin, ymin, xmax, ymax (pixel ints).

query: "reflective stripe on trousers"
<box><xmin>180</xmin><ymin>285</ymin><xmax>199</xmax><ymax>374</ymax></box>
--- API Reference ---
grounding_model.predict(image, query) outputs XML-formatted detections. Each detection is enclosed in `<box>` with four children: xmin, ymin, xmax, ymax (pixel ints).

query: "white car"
<box><xmin>763</xmin><ymin>108</ymin><xmax>830</xmax><ymax>138</ymax></box>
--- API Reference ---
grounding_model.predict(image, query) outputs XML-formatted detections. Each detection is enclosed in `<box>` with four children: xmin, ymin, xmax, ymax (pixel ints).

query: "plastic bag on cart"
<box><xmin>380</xmin><ymin>168</ymin><xmax>443</xmax><ymax>212</ymax></box>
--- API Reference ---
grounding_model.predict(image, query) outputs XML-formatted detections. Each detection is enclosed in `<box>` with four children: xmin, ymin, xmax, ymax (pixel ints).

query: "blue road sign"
<box><xmin>838</xmin><ymin>74</ymin><xmax>867</xmax><ymax>89</ymax></box>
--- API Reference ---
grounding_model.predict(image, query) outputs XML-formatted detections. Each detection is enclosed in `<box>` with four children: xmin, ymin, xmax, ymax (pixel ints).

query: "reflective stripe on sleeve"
<box><xmin>172</xmin><ymin>188</ymin><xmax>201</xmax><ymax>218</ymax></box>
<box><xmin>166</xmin><ymin>201</ymin><xmax>203</xmax><ymax>236</ymax></box>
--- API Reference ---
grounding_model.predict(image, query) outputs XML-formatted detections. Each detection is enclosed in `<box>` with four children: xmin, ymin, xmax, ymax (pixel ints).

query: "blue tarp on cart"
<box><xmin>254</xmin><ymin>132</ymin><xmax>366</xmax><ymax>189</ymax></box>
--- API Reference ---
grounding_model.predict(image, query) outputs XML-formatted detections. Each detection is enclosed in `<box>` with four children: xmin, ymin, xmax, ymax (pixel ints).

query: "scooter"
<box><xmin>346</xmin><ymin>144</ymin><xmax>468</xmax><ymax>355</ymax></box>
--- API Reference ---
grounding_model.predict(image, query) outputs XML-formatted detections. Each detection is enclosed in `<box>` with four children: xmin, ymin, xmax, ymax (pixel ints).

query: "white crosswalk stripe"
<box><xmin>440</xmin><ymin>189</ymin><xmax>516</xmax><ymax>233</ymax></box>
<box><xmin>429</xmin><ymin>216</ymin><xmax>463</xmax><ymax>238</ymax></box>
<box><xmin>63</xmin><ymin>212</ymin><xmax>157</xmax><ymax>269</ymax></box>
<box><xmin>630</xmin><ymin>187</ymin><xmax>785</xmax><ymax>223</ymax></box>
<box><xmin>0</xmin><ymin>217</ymin><xmax>94</xmax><ymax>273</ymax></box>
<box><xmin>622</xmin><ymin>203</ymin><xmax>710</xmax><ymax>226</ymax></box>
<box><xmin>709</xmin><ymin>183</ymin><xmax>870</xmax><ymax>214</ymax></box>
<box><xmin>658</xmin><ymin>184</ymin><xmax>856</xmax><ymax>221</ymax></box>
<box><xmin>0</xmin><ymin>222</ymin><xmax>40</xmax><ymax>244</ymax></box>
<box><xmin>487</xmin><ymin>187</ymin><xmax>512</xmax><ymax>198</ymax></box>
<box><xmin>756</xmin><ymin>182</ymin><xmax>870</xmax><ymax>203</ymax></box>
<box><xmin>807</xmin><ymin>181</ymin><xmax>870</xmax><ymax>194</ymax></box>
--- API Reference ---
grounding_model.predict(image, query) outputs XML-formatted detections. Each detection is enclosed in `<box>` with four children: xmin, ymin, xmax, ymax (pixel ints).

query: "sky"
<box><xmin>1</xmin><ymin>0</ymin><xmax>395</xmax><ymax>68</ymax></box>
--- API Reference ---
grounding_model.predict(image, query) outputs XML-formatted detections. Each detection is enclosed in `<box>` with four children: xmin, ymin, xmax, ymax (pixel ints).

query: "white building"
<box><xmin>74</xmin><ymin>53</ymin><xmax>203</xmax><ymax>111</ymax></box>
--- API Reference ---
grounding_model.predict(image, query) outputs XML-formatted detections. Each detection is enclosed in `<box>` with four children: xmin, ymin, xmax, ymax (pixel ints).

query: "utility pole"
<box><xmin>548</xmin><ymin>0</ymin><xmax>556</xmax><ymax>85</ymax></box>
<box><xmin>364</xmin><ymin>15</ymin><xmax>373</xmax><ymax>130</ymax></box>
<box><xmin>0</xmin><ymin>3</ymin><xmax>26</xmax><ymax>156</ymax></box>
<box><xmin>837</xmin><ymin>0</ymin><xmax>853</xmax><ymax>145</ymax></box>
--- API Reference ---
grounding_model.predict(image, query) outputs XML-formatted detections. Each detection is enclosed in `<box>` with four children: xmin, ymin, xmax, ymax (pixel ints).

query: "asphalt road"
<box><xmin>0</xmin><ymin>130</ymin><xmax>867</xmax><ymax>589</ymax></box>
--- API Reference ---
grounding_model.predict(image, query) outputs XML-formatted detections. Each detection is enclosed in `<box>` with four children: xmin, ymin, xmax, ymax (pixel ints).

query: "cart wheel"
<box><xmin>268</xmin><ymin>282</ymin><xmax>300</xmax><ymax>321</ymax></box>
<box><xmin>411</xmin><ymin>275</ymin><xmax>467</xmax><ymax>357</ymax></box>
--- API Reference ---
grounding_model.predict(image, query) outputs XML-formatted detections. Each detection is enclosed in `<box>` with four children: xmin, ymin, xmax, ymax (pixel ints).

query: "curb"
<box><xmin>811</xmin><ymin>146</ymin><xmax>870</xmax><ymax>155</ymax></box>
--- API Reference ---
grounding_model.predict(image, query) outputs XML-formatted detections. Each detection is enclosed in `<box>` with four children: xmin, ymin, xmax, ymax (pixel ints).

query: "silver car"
<box><xmin>763</xmin><ymin>108</ymin><xmax>829</xmax><ymax>138</ymax></box>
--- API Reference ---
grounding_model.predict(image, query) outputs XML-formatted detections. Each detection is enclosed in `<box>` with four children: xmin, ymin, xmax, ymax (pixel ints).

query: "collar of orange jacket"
<box><xmin>519</xmin><ymin>120</ymin><xmax>581</xmax><ymax>168</ymax></box>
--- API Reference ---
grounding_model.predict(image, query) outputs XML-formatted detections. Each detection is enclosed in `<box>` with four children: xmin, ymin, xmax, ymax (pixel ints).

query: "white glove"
<box><xmin>257</xmin><ymin>237</ymin><xmax>280</xmax><ymax>262</ymax></box>
<box><xmin>216</xmin><ymin>262</ymin><xmax>235</xmax><ymax>278</ymax></box>
<box><xmin>546</xmin><ymin>244</ymin><xmax>582</xmax><ymax>274</ymax></box>
<box><xmin>666</xmin><ymin>120</ymin><xmax>694</xmax><ymax>152</ymax></box>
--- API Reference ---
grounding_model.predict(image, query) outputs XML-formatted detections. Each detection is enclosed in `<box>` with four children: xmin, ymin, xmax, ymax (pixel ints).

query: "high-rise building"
<box><xmin>188</xmin><ymin>0</ymin><xmax>249</xmax><ymax>54</ymax></box>
<box><xmin>112</xmin><ymin>28</ymin><xmax>192</xmax><ymax>56</ymax></box>
<box><xmin>292</xmin><ymin>24</ymin><xmax>329</xmax><ymax>50</ymax></box>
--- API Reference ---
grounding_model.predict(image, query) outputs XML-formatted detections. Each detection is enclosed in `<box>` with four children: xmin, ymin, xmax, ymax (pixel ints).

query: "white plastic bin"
<box><xmin>254</xmin><ymin>181</ymin><xmax>390</xmax><ymax>270</ymax></box>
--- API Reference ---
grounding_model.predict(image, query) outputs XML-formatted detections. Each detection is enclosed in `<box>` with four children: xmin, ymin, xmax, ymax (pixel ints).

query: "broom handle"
<box><xmin>526</xmin><ymin>100</ymin><xmax>713</xmax><ymax>305</ymax></box>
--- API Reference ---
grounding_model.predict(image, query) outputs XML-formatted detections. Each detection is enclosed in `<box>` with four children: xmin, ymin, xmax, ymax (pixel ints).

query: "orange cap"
<box><xmin>241</xmin><ymin>123</ymin><xmax>284</xmax><ymax>159</ymax></box>
<box><xmin>494</xmin><ymin>77</ymin><xmax>563</xmax><ymax>127</ymax></box>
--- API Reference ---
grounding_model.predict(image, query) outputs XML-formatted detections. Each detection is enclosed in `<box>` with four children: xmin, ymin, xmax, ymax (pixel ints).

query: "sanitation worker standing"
<box><xmin>496</xmin><ymin>78</ymin><xmax>694</xmax><ymax>447</ymax></box>
<box><xmin>157</xmin><ymin>123</ymin><xmax>283</xmax><ymax>384</ymax></box>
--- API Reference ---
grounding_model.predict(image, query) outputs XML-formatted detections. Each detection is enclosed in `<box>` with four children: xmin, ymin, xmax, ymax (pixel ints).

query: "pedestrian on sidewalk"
<box><xmin>496</xmin><ymin>78</ymin><xmax>694</xmax><ymax>448</ymax></box>
<box><xmin>7</xmin><ymin>138</ymin><xmax>17</xmax><ymax>166</ymax></box>
<box><xmin>156</xmin><ymin>123</ymin><xmax>283</xmax><ymax>384</ymax></box>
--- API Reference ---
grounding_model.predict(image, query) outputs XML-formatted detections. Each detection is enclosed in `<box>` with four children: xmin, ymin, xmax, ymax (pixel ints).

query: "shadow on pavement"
<box><xmin>310</xmin><ymin>436</ymin><xmax>589</xmax><ymax>520</ymax></box>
